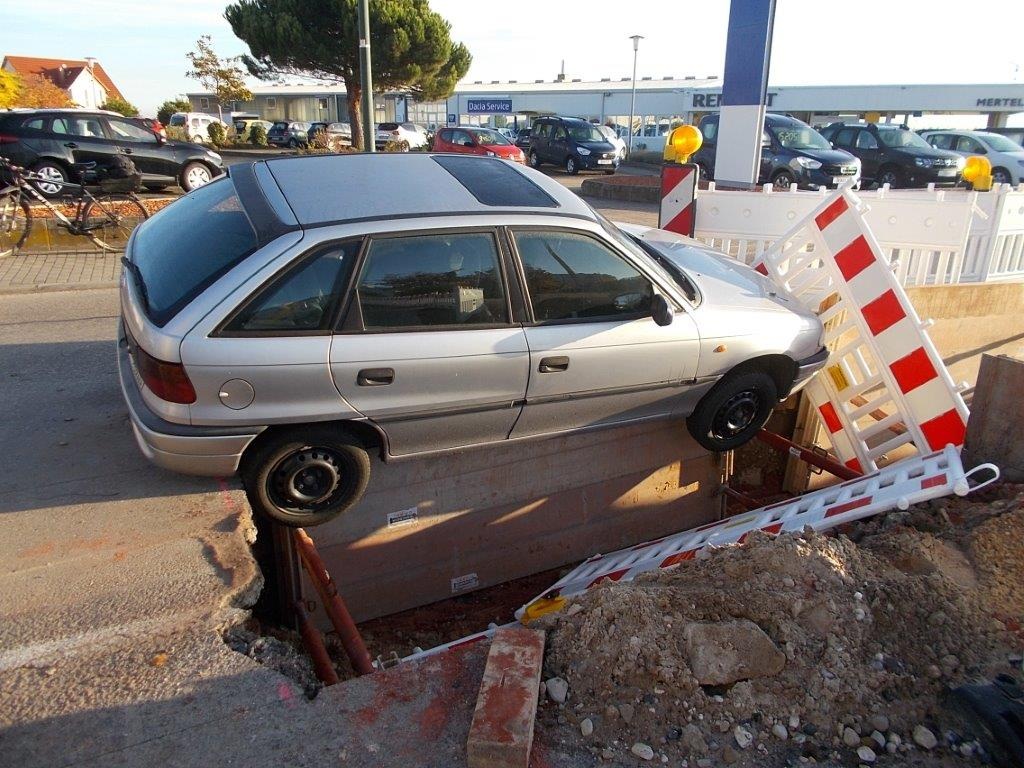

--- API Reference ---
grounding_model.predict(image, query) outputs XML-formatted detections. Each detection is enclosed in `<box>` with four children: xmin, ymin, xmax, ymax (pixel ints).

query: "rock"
<box><xmin>565</xmin><ymin>603</ymin><xmax>584</xmax><ymax>617</ymax></box>
<box><xmin>788</xmin><ymin>714</ymin><xmax>800</xmax><ymax>730</ymax></box>
<box><xmin>680</xmin><ymin>724</ymin><xmax>707</xmax><ymax>756</ymax></box>
<box><xmin>887</xmin><ymin>733</ymin><xmax>901</xmax><ymax>746</ymax></box>
<box><xmin>580</xmin><ymin>718</ymin><xmax>593</xmax><ymax>737</ymax></box>
<box><xmin>697</xmin><ymin>759</ymin><xmax>713</xmax><ymax>768</ymax></box>
<box><xmin>927</xmin><ymin>664</ymin><xmax>942</xmax><ymax>678</ymax></box>
<box><xmin>683</xmin><ymin>619</ymin><xmax>785</xmax><ymax>685</ymax></box>
<box><xmin>772</xmin><ymin>723</ymin><xmax>789</xmax><ymax>740</ymax></box>
<box><xmin>870</xmin><ymin>730</ymin><xmax>885</xmax><ymax>749</ymax></box>
<box><xmin>716</xmin><ymin>719</ymin><xmax>731</xmax><ymax>734</ymax></box>
<box><xmin>854</xmin><ymin>607</ymin><xmax>866</xmax><ymax>621</ymax></box>
<box><xmin>666</xmin><ymin>726</ymin><xmax>682</xmax><ymax>741</ymax></box>
<box><xmin>801</xmin><ymin>723</ymin><xmax>817</xmax><ymax>736</ymax></box>
<box><xmin>605</xmin><ymin>704</ymin><xmax>618</xmax><ymax>720</ymax></box>
<box><xmin>545</xmin><ymin>677</ymin><xmax>568</xmax><ymax>704</ymax></box>
<box><xmin>912</xmin><ymin>725</ymin><xmax>937</xmax><ymax>750</ymax></box>
<box><xmin>857</xmin><ymin>745</ymin><xmax>877</xmax><ymax>763</ymax></box>
<box><xmin>722</xmin><ymin>745</ymin><xmax>739</xmax><ymax>764</ymax></box>
<box><xmin>619</xmin><ymin>703</ymin><xmax>635</xmax><ymax>724</ymax></box>
<box><xmin>959</xmin><ymin>742</ymin><xmax>974</xmax><ymax>757</ymax></box>
<box><xmin>631</xmin><ymin>742</ymin><xmax>655</xmax><ymax>761</ymax></box>
<box><xmin>782</xmin><ymin>576</ymin><xmax>795</xmax><ymax>588</ymax></box>
<box><xmin>885</xmin><ymin>742</ymin><xmax>897</xmax><ymax>755</ymax></box>
<box><xmin>601</xmin><ymin>747</ymin><xmax>615</xmax><ymax>760</ymax></box>
<box><xmin>843</xmin><ymin>727</ymin><xmax>861</xmax><ymax>747</ymax></box>
<box><xmin>870</xmin><ymin>714</ymin><xmax>889</xmax><ymax>733</ymax></box>
<box><xmin>734</xmin><ymin>725</ymin><xmax>753</xmax><ymax>749</ymax></box>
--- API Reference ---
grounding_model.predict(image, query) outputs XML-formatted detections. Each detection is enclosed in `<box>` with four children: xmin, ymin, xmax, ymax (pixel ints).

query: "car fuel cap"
<box><xmin>218</xmin><ymin>379</ymin><xmax>255</xmax><ymax>410</ymax></box>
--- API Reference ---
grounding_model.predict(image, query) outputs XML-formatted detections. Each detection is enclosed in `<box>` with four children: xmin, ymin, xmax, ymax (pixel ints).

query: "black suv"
<box><xmin>0</xmin><ymin>109</ymin><xmax>224</xmax><ymax>196</ymax></box>
<box><xmin>819</xmin><ymin>122</ymin><xmax>963</xmax><ymax>188</ymax></box>
<box><xmin>693</xmin><ymin>113</ymin><xmax>860</xmax><ymax>190</ymax></box>
<box><xmin>527</xmin><ymin>116</ymin><xmax>619</xmax><ymax>175</ymax></box>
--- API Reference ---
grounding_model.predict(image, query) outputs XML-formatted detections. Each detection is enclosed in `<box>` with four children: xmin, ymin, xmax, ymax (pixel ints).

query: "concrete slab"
<box><xmin>964</xmin><ymin>353</ymin><xmax>1024</xmax><ymax>481</ymax></box>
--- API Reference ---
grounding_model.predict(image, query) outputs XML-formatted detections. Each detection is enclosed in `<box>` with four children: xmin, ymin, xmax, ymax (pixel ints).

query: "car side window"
<box><xmin>553</xmin><ymin>126</ymin><xmax>567</xmax><ymax>140</ymax></box>
<box><xmin>855</xmin><ymin>130</ymin><xmax>878</xmax><ymax>150</ymax></box>
<box><xmin>21</xmin><ymin>118</ymin><xmax>46</xmax><ymax>131</ymax></box>
<box><xmin>956</xmin><ymin>136</ymin><xmax>982</xmax><ymax>153</ymax></box>
<box><xmin>107</xmin><ymin>118</ymin><xmax>156</xmax><ymax>142</ymax></box>
<box><xmin>928</xmin><ymin>134</ymin><xmax>952</xmax><ymax>150</ymax></box>
<box><xmin>225</xmin><ymin>241</ymin><xmax>359</xmax><ymax>333</ymax></box>
<box><xmin>514</xmin><ymin>230</ymin><xmax>653</xmax><ymax>322</ymax></box>
<box><xmin>833</xmin><ymin>128</ymin><xmax>857</xmax><ymax>148</ymax></box>
<box><xmin>534</xmin><ymin>122</ymin><xmax>550</xmax><ymax>139</ymax></box>
<box><xmin>356</xmin><ymin>232</ymin><xmax>508</xmax><ymax>330</ymax></box>
<box><xmin>701</xmin><ymin>120</ymin><xmax>717</xmax><ymax>142</ymax></box>
<box><xmin>56</xmin><ymin>117</ymin><xmax>104</xmax><ymax>138</ymax></box>
<box><xmin>453</xmin><ymin>130</ymin><xmax>473</xmax><ymax>146</ymax></box>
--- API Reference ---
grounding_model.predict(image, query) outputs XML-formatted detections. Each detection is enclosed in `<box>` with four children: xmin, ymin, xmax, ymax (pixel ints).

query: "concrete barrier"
<box><xmin>964</xmin><ymin>354</ymin><xmax>1024</xmax><ymax>482</ymax></box>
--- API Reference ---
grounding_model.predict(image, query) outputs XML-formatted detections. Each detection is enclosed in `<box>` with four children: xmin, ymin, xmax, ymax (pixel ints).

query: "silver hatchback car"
<box><xmin>118</xmin><ymin>154</ymin><xmax>827</xmax><ymax>526</ymax></box>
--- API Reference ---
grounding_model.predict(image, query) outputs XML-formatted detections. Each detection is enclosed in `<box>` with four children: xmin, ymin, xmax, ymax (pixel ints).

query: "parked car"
<box><xmin>0</xmin><ymin>108</ymin><xmax>225</xmax><ymax>195</ymax></box>
<box><xmin>307</xmin><ymin>121</ymin><xmax>352</xmax><ymax>147</ymax></box>
<box><xmin>374</xmin><ymin>122</ymin><xmax>429</xmax><ymax>150</ymax></box>
<box><xmin>128</xmin><ymin>117</ymin><xmax>165</xmax><ymax>139</ymax></box>
<box><xmin>514</xmin><ymin>127</ymin><xmax>532</xmax><ymax>149</ymax></box>
<box><xmin>432</xmin><ymin>126</ymin><xmax>525</xmax><ymax>163</ymax></box>
<box><xmin>919</xmin><ymin>129</ymin><xmax>1024</xmax><ymax>186</ymax></box>
<box><xmin>819</xmin><ymin>121</ymin><xmax>963</xmax><ymax>188</ymax></box>
<box><xmin>267</xmin><ymin>121</ymin><xmax>312</xmax><ymax>148</ymax></box>
<box><xmin>527</xmin><ymin>116</ymin><xmax>620</xmax><ymax>174</ymax></box>
<box><xmin>117</xmin><ymin>153</ymin><xmax>827</xmax><ymax>527</ymax></box>
<box><xmin>693</xmin><ymin>113</ymin><xmax>860</xmax><ymax>190</ymax></box>
<box><xmin>596</xmin><ymin>124</ymin><xmax>627</xmax><ymax>160</ymax></box>
<box><xmin>167</xmin><ymin>112</ymin><xmax>229</xmax><ymax>144</ymax></box>
<box><xmin>988</xmin><ymin>127</ymin><xmax>1024</xmax><ymax>147</ymax></box>
<box><xmin>233</xmin><ymin>118</ymin><xmax>273</xmax><ymax>140</ymax></box>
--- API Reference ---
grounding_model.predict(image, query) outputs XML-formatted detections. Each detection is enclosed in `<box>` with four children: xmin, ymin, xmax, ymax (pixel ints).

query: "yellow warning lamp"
<box><xmin>962</xmin><ymin>155</ymin><xmax>993</xmax><ymax>192</ymax></box>
<box><xmin>664</xmin><ymin>124</ymin><xmax>703</xmax><ymax>164</ymax></box>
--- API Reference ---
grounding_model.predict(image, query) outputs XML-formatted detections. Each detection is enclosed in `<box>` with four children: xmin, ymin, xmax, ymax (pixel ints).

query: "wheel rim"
<box><xmin>268</xmin><ymin>446</ymin><xmax>346</xmax><ymax>514</ymax></box>
<box><xmin>880</xmin><ymin>171</ymin><xmax>897</xmax><ymax>186</ymax></box>
<box><xmin>775</xmin><ymin>174</ymin><xmax>793</xmax><ymax>187</ymax></box>
<box><xmin>35</xmin><ymin>166</ymin><xmax>65</xmax><ymax>195</ymax></box>
<box><xmin>992</xmin><ymin>169</ymin><xmax>1010</xmax><ymax>185</ymax></box>
<box><xmin>711</xmin><ymin>390</ymin><xmax>762</xmax><ymax>440</ymax></box>
<box><xmin>185</xmin><ymin>165</ymin><xmax>211</xmax><ymax>190</ymax></box>
<box><xmin>530</xmin><ymin>152</ymin><xmax>538</xmax><ymax>167</ymax></box>
<box><xmin>567</xmin><ymin>158</ymin><xmax>575</xmax><ymax>173</ymax></box>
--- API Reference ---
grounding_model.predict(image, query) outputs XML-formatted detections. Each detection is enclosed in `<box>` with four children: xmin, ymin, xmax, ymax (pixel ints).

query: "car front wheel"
<box><xmin>242</xmin><ymin>426</ymin><xmax>371</xmax><ymax>528</ymax></box>
<box><xmin>180</xmin><ymin>162</ymin><xmax>213</xmax><ymax>192</ymax></box>
<box><xmin>566</xmin><ymin>156</ymin><xmax>578</xmax><ymax>175</ymax></box>
<box><xmin>877</xmin><ymin>166</ymin><xmax>902</xmax><ymax>188</ymax></box>
<box><xmin>686</xmin><ymin>371</ymin><xmax>777</xmax><ymax>452</ymax></box>
<box><xmin>772</xmin><ymin>170</ymin><xmax>796</xmax><ymax>189</ymax></box>
<box><xmin>529</xmin><ymin>151</ymin><xmax>541</xmax><ymax>168</ymax></box>
<box><xmin>992</xmin><ymin>167</ymin><xmax>1012</xmax><ymax>186</ymax></box>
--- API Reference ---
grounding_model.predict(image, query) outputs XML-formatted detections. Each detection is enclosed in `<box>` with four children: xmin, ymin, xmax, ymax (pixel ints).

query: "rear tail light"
<box><xmin>132</xmin><ymin>342</ymin><xmax>196</xmax><ymax>404</ymax></box>
<box><xmin>0</xmin><ymin>134</ymin><xmax>19</xmax><ymax>145</ymax></box>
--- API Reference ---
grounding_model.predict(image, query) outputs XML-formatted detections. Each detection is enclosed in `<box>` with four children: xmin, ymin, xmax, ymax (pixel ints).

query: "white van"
<box><xmin>168</xmin><ymin>112</ymin><xmax>229</xmax><ymax>144</ymax></box>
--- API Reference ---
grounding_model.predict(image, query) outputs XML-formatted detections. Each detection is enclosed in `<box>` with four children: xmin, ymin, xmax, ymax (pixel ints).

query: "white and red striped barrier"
<box><xmin>515</xmin><ymin>445</ymin><xmax>997</xmax><ymax>617</ymax></box>
<box><xmin>752</xmin><ymin>187</ymin><xmax>971</xmax><ymax>472</ymax></box>
<box><xmin>659</xmin><ymin>163</ymin><xmax>699</xmax><ymax>237</ymax></box>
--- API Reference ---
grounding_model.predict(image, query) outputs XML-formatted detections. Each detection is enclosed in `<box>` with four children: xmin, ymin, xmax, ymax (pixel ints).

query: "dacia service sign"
<box><xmin>467</xmin><ymin>99</ymin><xmax>512</xmax><ymax>114</ymax></box>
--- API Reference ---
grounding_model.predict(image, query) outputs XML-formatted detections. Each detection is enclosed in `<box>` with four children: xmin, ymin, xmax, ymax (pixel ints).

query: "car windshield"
<box><xmin>979</xmin><ymin>133</ymin><xmax>1023</xmax><ymax>152</ymax></box>
<box><xmin>566</xmin><ymin>123</ymin><xmax>605</xmax><ymax>142</ymax></box>
<box><xmin>876</xmin><ymin>126</ymin><xmax>932</xmax><ymax>149</ymax></box>
<box><xmin>169</xmin><ymin>114</ymin><xmax>186</xmax><ymax>126</ymax></box>
<box><xmin>470</xmin><ymin>128</ymin><xmax>511</xmax><ymax>146</ymax></box>
<box><xmin>131</xmin><ymin>179</ymin><xmax>258</xmax><ymax>326</ymax></box>
<box><xmin>771</xmin><ymin>125</ymin><xmax>831</xmax><ymax>150</ymax></box>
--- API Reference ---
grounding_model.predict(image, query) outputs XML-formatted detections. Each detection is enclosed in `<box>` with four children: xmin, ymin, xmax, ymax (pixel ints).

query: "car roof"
<box><xmin>256</xmin><ymin>153</ymin><xmax>595</xmax><ymax>228</ymax></box>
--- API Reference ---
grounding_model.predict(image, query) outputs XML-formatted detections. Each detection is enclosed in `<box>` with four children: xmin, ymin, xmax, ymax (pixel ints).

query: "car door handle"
<box><xmin>538</xmin><ymin>356</ymin><xmax>569</xmax><ymax>373</ymax></box>
<box><xmin>64</xmin><ymin>142</ymin><xmax>78</xmax><ymax>149</ymax></box>
<box><xmin>357</xmin><ymin>368</ymin><xmax>394</xmax><ymax>386</ymax></box>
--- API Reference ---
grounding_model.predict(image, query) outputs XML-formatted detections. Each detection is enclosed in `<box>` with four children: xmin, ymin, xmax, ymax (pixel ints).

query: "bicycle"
<box><xmin>0</xmin><ymin>157</ymin><xmax>148</xmax><ymax>257</ymax></box>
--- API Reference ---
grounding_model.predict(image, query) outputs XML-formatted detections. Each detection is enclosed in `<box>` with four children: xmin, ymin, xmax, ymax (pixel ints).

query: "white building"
<box><xmin>2</xmin><ymin>55</ymin><xmax>126</xmax><ymax>110</ymax></box>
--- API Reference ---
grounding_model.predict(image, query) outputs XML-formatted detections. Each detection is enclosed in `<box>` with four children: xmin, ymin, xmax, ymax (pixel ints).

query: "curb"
<box><xmin>579</xmin><ymin>178</ymin><xmax>660</xmax><ymax>204</ymax></box>
<box><xmin>0</xmin><ymin>280</ymin><xmax>119</xmax><ymax>295</ymax></box>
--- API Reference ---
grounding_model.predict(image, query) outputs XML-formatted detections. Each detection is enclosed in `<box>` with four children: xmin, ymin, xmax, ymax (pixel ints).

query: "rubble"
<box><xmin>537</xmin><ymin>484</ymin><xmax>1024</xmax><ymax>766</ymax></box>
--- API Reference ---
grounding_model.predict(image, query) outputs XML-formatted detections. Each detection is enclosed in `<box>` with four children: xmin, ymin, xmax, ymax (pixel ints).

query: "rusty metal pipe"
<box><xmin>755</xmin><ymin>429</ymin><xmax>862</xmax><ymax>481</ymax></box>
<box><xmin>293</xmin><ymin>528</ymin><xmax>375</xmax><ymax>676</ymax></box>
<box><xmin>720</xmin><ymin>485</ymin><xmax>763</xmax><ymax>511</ymax></box>
<box><xmin>294</xmin><ymin>600</ymin><xmax>340</xmax><ymax>686</ymax></box>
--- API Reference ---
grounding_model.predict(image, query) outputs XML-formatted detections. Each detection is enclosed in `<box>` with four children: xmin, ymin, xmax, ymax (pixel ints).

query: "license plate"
<box><xmin>832</xmin><ymin>177</ymin><xmax>849</xmax><ymax>185</ymax></box>
<box><xmin>597</xmin><ymin>159</ymin><xmax>613</xmax><ymax>165</ymax></box>
<box><xmin>938</xmin><ymin>168</ymin><xmax>956</xmax><ymax>177</ymax></box>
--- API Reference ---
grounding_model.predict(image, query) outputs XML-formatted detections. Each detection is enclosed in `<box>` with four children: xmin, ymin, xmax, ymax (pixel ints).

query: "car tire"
<box><xmin>991</xmin><ymin>167</ymin><xmax>1012</xmax><ymax>186</ymax></box>
<box><xmin>696</xmin><ymin>162</ymin><xmax>712</xmax><ymax>182</ymax></box>
<box><xmin>288</xmin><ymin>138</ymin><xmax>298</xmax><ymax>148</ymax></box>
<box><xmin>529</xmin><ymin>151</ymin><xmax>541</xmax><ymax>169</ymax></box>
<box><xmin>686</xmin><ymin>371</ymin><xmax>778</xmax><ymax>453</ymax></box>
<box><xmin>877</xmin><ymin>165</ymin><xmax>902</xmax><ymax>188</ymax></box>
<box><xmin>242</xmin><ymin>425</ymin><xmax>372</xmax><ymax>528</ymax></box>
<box><xmin>772</xmin><ymin>170</ymin><xmax>796</xmax><ymax>189</ymax></box>
<box><xmin>565</xmin><ymin>156</ymin><xmax>578</xmax><ymax>175</ymax></box>
<box><xmin>30</xmin><ymin>160</ymin><xmax>71</xmax><ymax>198</ymax></box>
<box><xmin>179</xmin><ymin>162</ymin><xmax>214</xmax><ymax>192</ymax></box>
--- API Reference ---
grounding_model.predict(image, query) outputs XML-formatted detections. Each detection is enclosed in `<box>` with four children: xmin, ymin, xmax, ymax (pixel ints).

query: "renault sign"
<box><xmin>467</xmin><ymin>98</ymin><xmax>513</xmax><ymax>114</ymax></box>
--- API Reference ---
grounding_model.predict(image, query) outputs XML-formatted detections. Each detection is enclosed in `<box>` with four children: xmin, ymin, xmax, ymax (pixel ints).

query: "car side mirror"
<box><xmin>155</xmin><ymin>133</ymin><xmax>166</xmax><ymax>145</ymax></box>
<box><xmin>651</xmin><ymin>294</ymin><xmax>674</xmax><ymax>327</ymax></box>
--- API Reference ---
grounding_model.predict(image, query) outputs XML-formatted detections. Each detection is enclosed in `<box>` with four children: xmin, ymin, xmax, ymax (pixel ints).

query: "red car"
<box><xmin>433</xmin><ymin>126</ymin><xmax>525</xmax><ymax>163</ymax></box>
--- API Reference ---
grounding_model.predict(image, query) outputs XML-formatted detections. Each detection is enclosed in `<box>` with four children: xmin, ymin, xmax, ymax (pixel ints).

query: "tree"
<box><xmin>100</xmin><ymin>96</ymin><xmax>139</xmax><ymax>117</ymax></box>
<box><xmin>186</xmin><ymin>35</ymin><xmax>253</xmax><ymax>122</ymax></box>
<box><xmin>225</xmin><ymin>0</ymin><xmax>471</xmax><ymax>151</ymax></box>
<box><xmin>0</xmin><ymin>70</ymin><xmax>21</xmax><ymax>109</ymax></box>
<box><xmin>157</xmin><ymin>98</ymin><xmax>192</xmax><ymax>125</ymax></box>
<box><xmin>12</xmin><ymin>73</ymin><xmax>74</xmax><ymax>108</ymax></box>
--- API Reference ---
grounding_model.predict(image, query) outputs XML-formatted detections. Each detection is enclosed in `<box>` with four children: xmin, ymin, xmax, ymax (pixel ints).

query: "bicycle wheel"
<box><xmin>82</xmin><ymin>194</ymin><xmax>148</xmax><ymax>251</ymax></box>
<box><xmin>0</xmin><ymin>193</ymin><xmax>31</xmax><ymax>257</ymax></box>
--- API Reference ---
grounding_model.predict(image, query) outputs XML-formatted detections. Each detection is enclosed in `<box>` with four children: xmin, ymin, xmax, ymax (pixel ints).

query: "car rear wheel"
<box><xmin>565</xmin><ymin>156</ymin><xmax>578</xmax><ymax>175</ymax></box>
<box><xmin>30</xmin><ymin>161</ymin><xmax>70</xmax><ymax>198</ymax></box>
<box><xmin>529</xmin><ymin>151</ymin><xmax>541</xmax><ymax>169</ymax></box>
<box><xmin>686</xmin><ymin>371</ymin><xmax>777</xmax><ymax>452</ymax></box>
<box><xmin>242</xmin><ymin>425</ymin><xmax>371</xmax><ymax>528</ymax></box>
<box><xmin>179</xmin><ymin>162</ymin><xmax>213</xmax><ymax>192</ymax></box>
<box><xmin>991</xmin><ymin>167</ymin><xmax>1012</xmax><ymax>186</ymax></box>
<box><xmin>877</xmin><ymin>166</ymin><xmax>902</xmax><ymax>188</ymax></box>
<box><xmin>287</xmin><ymin>138</ymin><xmax>298</xmax><ymax>148</ymax></box>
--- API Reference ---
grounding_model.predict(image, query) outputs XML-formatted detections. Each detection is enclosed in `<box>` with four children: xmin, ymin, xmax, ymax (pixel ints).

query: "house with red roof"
<box><xmin>1</xmin><ymin>55</ymin><xmax>125</xmax><ymax>109</ymax></box>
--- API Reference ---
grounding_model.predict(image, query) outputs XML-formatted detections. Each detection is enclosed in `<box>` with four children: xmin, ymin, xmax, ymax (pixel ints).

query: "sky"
<box><xmin>3</xmin><ymin>0</ymin><xmax>1023</xmax><ymax>120</ymax></box>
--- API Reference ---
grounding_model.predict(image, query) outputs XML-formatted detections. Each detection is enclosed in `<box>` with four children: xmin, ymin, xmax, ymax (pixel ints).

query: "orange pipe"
<box><xmin>755</xmin><ymin>429</ymin><xmax>862</xmax><ymax>481</ymax></box>
<box><xmin>294</xmin><ymin>600</ymin><xmax>340</xmax><ymax>686</ymax></box>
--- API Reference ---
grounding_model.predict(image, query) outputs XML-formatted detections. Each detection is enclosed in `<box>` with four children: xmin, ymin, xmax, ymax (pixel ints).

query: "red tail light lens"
<box><xmin>132</xmin><ymin>342</ymin><xmax>196</xmax><ymax>404</ymax></box>
<box><xmin>0</xmin><ymin>134</ymin><xmax>19</xmax><ymax>145</ymax></box>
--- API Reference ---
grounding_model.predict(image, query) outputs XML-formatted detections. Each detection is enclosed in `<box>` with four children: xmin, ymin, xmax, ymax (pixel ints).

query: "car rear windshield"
<box><xmin>378</xmin><ymin>123</ymin><xmax>399</xmax><ymax>131</ymax></box>
<box><xmin>271</xmin><ymin>122</ymin><xmax>288</xmax><ymax>130</ymax></box>
<box><xmin>169</xmin><ymin>114</ymin><xmax>186</xmax><ymax>126</ymax></box>
<box><xmin>130</xmin><ymin>178</ymin><xmax>258</xmax><ymax>326</ymax></box>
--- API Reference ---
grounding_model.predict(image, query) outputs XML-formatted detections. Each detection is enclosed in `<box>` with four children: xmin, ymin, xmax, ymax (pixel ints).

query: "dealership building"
<box><xmin>188</xmin><ymin>77</ymin><xmax>1024</xmax><ymax>150</ymax></box>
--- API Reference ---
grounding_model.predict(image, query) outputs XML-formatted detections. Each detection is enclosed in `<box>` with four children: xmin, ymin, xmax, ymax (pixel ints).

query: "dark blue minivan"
<box><xmin>693</xmin><ymin>113</ymin><xmax>861</xmax><ymax>190</ymax></box>
<box><xmin>527</xmin><ymin>116</ymin><xmax>620</xmax><ymax>175</ymax></box>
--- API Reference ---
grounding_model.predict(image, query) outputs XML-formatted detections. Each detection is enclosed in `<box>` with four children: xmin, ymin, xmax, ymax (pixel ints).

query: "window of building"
<box><xmin>513</xmin><ymin>230</ymin><xmax>653</xmax><ymax>322</ymax></box>
<box><xmin>356</xmin><ymin>232</ymin><xmax>508</xmax><ymax>329</ymax></box>
<box><xmin>199</xmin><ymin>97</ymin><xmax>210</xmax><ymax>109</ymax></box>
<box><xmin>317</xmin><ymin>97</ymin><xmax>329</xmax><ymax>110</ymax></box>
<box><xmin>266</xmin><ymin>97</ymin><xmax>277</xmax><ymax>108</ymax></box>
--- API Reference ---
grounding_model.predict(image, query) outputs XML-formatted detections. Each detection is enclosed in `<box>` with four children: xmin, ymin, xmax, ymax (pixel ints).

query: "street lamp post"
<box><xmin>627</xmin><ymin>34</ymin><xmax>644</xmax><ymax>157</ymax></box>
<box><xmin>356</xmin><ymin>0</ymin><xmax>375</xmax><ymax>152</ymax></box>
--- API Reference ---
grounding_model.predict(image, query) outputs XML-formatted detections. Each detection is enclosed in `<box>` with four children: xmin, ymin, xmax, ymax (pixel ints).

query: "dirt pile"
<box><xmin>539</xmin><ymin>485</ymin><xmax>1024</xmax><ymax>766</ymax></box>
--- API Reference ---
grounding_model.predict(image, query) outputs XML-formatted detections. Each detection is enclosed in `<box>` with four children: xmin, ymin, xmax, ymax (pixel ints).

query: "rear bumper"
<box><xmin>790</xmin><ymin>346</ymin><xmax>830</xmax><ymax>395</ymax></box>
<box><xmin>117</xmin><ymin>329</ymin><xmax>263</xmax><ymax>476</ymax></box>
